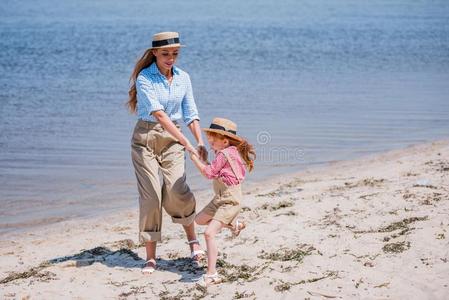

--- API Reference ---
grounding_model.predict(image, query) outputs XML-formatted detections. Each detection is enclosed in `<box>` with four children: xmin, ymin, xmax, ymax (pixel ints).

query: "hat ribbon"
<box><xmin>209</xmin><ymin>123</ymin><xmax>237</xmax><ymax>134</ymax></box>
<box><xmin>152</xmin><ymin>37</ymin><xmax>180</xmax><ymax>48</ymax></box>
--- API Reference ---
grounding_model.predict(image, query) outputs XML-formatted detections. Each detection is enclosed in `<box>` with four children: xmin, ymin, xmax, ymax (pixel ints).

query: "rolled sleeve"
<box><xmin>136</xmin><ymin>75</ymin><xmax>164</xmax><ymax>115</ymax></box>
<box><xmin>203</xmin><ymin>153</ymin><xmax>226</xmax><ymax>179</ymax></box>
<box><xmin>181</xmin><ymin>75</ymin><xmax>200</xmax><ymax>125</ymax></box>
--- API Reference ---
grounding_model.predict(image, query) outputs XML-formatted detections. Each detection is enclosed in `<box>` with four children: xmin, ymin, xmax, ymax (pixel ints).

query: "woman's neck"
<box><xmin>162</xmin><ymin>68</ymin><xmax>172</xmax><ymax>78</ymax></box>
<box><xmin>156</xmin><ymin>63</ymin><xmax>172</xmax><ymax>79</ymax></box>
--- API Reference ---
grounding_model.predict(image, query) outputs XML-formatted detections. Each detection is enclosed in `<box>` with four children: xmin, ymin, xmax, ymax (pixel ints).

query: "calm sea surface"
<box><xmin>1</xmin><ymin>0</ymin><xmax>448</xmax><ymax>233</ymax></box>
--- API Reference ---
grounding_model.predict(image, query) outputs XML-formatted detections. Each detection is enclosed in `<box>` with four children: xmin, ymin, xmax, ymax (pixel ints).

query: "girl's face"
<box><xmin>207</xmin><ymin>134</ymin><xmax>229</xmax><ymax>152</ymax></box>
<box><xmin>152</xmin><ymin>47</ymin><xmax>180</xmax><ymax>74</ymax></box>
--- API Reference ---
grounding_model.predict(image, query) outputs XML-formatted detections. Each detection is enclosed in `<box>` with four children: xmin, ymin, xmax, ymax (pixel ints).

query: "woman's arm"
<box><xmin>188</xmin><ymin>120</ymin><xmax>208</xmax><ymax>162</ymax></box>
<box><xmin>188</xmin><ymin>119</ymin><xmax>203</xmax><ymax>145</ymax></box>
<box><xmin>181</xmin><ymin>74</ymin><xmax>207</xmax><ymax>162</ymax></box>
<box><xmin>152</xmin><ymin>110</ymin><xmax>198</xmax><ymax>156</ymax></box>
<box><xmin>189</xmin><ymin>152</ymin><xmax>208</xmax><ymax>178</ymax></box>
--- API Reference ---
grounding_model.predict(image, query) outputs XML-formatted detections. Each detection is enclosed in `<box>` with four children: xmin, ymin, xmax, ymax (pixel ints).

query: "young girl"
<box><xmin>189</xmin><ymin>117</ymin><xmax>255</xmax><ymax>285</ymax></box>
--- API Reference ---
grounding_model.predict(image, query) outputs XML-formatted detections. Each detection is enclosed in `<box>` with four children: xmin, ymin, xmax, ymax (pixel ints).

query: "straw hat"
<box><xmin>203</xmin><ymin>118</ymin><xmax>243</xmax><ymax>142</ymax></box>
<box><xmin>151</xmin><ymin>32</ymin><xmax>185</xmax><ymax>49</ymax></box>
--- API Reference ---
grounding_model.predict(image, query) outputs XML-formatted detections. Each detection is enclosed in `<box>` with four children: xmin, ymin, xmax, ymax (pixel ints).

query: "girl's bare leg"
<box><xmin>195</xmin><ymin>211</ymin><xmax>213</xmax><ymax>226</ymax></box>
<box><xmin>204</xmin><ymin>219</ymin><xmax>225</xmax><ymax>275</ymax></box>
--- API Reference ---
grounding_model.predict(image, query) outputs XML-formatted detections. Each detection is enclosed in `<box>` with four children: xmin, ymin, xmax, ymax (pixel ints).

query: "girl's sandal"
<box><xmin>232</xmin><ymin>220</ymin><xmax>246</xmax><ymax>237</ymax></box>
<box><xmin>188</xmin><ymin>239</ymin><xmax>205</xmax><ymax>261</ymax></box>
<box><xmin>141</xmin><ymin>259</ymin><xmax>156</xmax><ymax>275</ymax></box>
<box><xmin>202</xmin><ymin>272</ymin><xmax>222</xmax><ymax>286</ymax></box>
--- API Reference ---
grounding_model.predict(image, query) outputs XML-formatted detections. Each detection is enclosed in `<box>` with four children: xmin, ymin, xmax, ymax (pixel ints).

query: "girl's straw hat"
<box><xmin>203</xmin><ymin>118</ymin><xmax>243</xmax><ymax>142</ymax></box>
<box><xmin>151</xmin><ymin>32</ymin><xmax>185</xmax><ymax>49</ymax></box>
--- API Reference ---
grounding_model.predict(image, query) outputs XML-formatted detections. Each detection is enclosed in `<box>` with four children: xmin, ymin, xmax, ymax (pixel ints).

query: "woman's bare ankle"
<box><xmin>207</xmin><ymin>268</ymin><xmax>217</xmax><ymax>275</ymax></box>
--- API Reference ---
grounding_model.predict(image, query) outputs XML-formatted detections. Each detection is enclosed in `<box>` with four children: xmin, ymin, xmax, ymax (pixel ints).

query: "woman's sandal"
<box><xmin>188</xmin><ymin>239</ymin><xmax>205</xmax><ymax>261</ymax></box>
<box><xmin>141</xmin><ymin>258</ymin><xmax>156</xmax><ymax>275</ymax></box>
<box><xmin>202</xmin><ymin>272</ymin><xmax>222</xmax><ymax>286</ymax></box>
<box><xmin>232</xmin><ymin>220</ymin><xmax>246</xmax><ymax>237</ymax></box>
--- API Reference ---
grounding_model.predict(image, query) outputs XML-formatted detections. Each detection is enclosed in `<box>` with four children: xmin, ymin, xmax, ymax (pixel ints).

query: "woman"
<box><xmin>127</xmin><ymin>31</ymin><xmax>207</xmax><ymax>274</ymax></box>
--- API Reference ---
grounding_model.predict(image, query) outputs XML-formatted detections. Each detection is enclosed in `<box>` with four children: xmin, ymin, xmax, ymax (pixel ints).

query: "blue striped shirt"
<box><xmin>136</xmin><ymin>63</ymin><xmax>200</xmax><ymax>125</ymax></box>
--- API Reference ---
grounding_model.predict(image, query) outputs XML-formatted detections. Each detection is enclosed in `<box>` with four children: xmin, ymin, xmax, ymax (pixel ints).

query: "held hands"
<box><xmin>185</xmin><ymin>142</ymin><xmax>199</xmax><ymax>159</ymax></box>
<box><xmin>186</xmin><ymin>143</ymin><xmax>208</xmax><ymax>164</ymax></box>
<box><xmin>197</xmin><ymin>144</ymin><xmax>209</xmax><ymax>163</ymax></box>
<box><xmin>188</xmin><ymin>143</ymin><xmax>209</xmax><ymax>176</ymax></box>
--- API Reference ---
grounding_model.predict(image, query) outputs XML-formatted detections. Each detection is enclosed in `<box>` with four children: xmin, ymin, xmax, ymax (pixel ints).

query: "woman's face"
<box><xmin>207</xmin><ymin>134</ymin><xmax>229</xmax><ymax>152</ymax></box>
<box><xmin>152</xmin><ymin>47</ymin><xmax>180</xmax><ymax>74</ymax></box>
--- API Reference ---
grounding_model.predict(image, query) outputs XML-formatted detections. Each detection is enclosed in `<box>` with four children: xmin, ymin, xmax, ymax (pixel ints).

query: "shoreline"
<box><xmin>1</xmin><ymin>139</ymin><xmax>448</xmax><ymax>299</ymax></box>
<box><xmin>2</xmin><ymin>137</ymin><xmax>448</xmax><ymax>237</ymax></box>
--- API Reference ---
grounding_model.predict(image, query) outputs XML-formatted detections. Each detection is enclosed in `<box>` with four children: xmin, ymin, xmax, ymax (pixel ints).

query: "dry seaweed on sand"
<box><xmin>321</xmin><ymin>207</ymin><xmax>343</xmax><ymax>227</ymax></box>
<box><xmin>0</xmin><ymin>261</ymin><xmax>51</xmax><ymax>284</ymax></box>
<box><xmin>118</xmin><ymin>286</ymin><xmax>146</xmax><ymax>299</ymax></box>
<box><xmin>359</xmin><ymin>178</ymin><xmax>386</xmax><ymax>187</ymax></box>
<box><xmin>158</xmin><ymin>284</ymin><xmax>208</xmax><ymax>300</ymax></box>
<box><xmin>271</xmin><ymin>200</ymin><xmax>294</xmax><ymax>211</ymax></box>
<box><xmin>359</xmin><ymin>193</ymin><xmax>379</xmax><ymax>199</ymax></box>
<box><xmin>353</xmin><ymin>216</ymin><xmax>428</xmax><ymax>234</ymax></box>
<box><xmin>258</xmin><ymin>200</ymin><xmax>294</xmax><ymax>211</ymax></box>
<box><xmin>273</xmin><ymin>271</ymin><xmax>338</xmax><ymax>292</ymax></box>
<box><xmin>378</xmin><ymin>216</ymin><xmax>428</xmax><ymax>233</ymax></box>
<box><xmin>233</xmin><ymin>291</ymin><xmax>256</xmax><ymax>299</ymax></box>
<box><xmin>424</xmin><ymin>159</ymin><xmax>449</xmax><ymax>172</ymax></box>
<box><xmin>421</xmin><ymin>192</ymin><xmax>444</xmax><ymax>205</ymax></box>
<box><xmin>403</xmin><ymin>192</ymin><xmax>416</xmax><ymax>200</ymax></box>
<box><xmin>374</xmin><ymin>282</ymin><xmax>390</xmax><ymax>288</ymax></box>
<box><xmin>258</xmin><ymin>244</ymin><xmax>316</xmax><ymax>263</ymax></box>
<box><xmin>330</xmin><ymin>178</ymin><xmax>386</xmax><ymax>191</ymax></box>
<box><xmin>275</xmin><ymin>210</ymin><xmax>297</xmax><ymax>217</ymax></box>
<box><xmin>382</xmin><ymin>241</ymin><xmax>411</xmax><ymax>253</ymax></box>
<box><xmin>256</xmin><ymin>178</ymin><xmax>303</xmax><ymax>198</ymax></box>
<box><xmin>412</xmin><ymin>184</ymin><xmax>439</xmax><ymax>189</ymax></box>
<box><xmin>216</xmin><ymin>258</ymin><xmax>269</xmax><ymax>283</ymax></box>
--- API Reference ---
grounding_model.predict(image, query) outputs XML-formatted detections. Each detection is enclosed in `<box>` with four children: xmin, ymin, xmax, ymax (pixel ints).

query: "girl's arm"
<box><xmin>190</xmin><ymin>151</ymin><xmax>227</xmax><ymax>180</ymax></box>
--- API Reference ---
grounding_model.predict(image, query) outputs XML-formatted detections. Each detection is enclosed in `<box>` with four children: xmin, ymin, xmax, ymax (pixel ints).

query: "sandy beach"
<box><xmin>1</xmin><ymin>140</ymin><xmax>448</xmax><ymax>299</ymax></box>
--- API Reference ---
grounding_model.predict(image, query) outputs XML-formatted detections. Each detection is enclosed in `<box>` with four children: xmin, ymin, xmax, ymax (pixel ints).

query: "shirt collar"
<box><xmin>149</xmin><ymin>62</ymin><xmax>180</xmax><ymax>76</ymax></box>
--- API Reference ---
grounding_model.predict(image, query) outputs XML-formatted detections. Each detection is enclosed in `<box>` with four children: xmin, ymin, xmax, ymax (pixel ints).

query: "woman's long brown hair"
<box><xmin>127</xmin><ymin>49</ymin><xmax>155</xmax><ymax>113</ymax></box>
<box><xmin>208</xmin><ymin>132</ymin><xmax>256</xmax><ymax>172</ymax></box>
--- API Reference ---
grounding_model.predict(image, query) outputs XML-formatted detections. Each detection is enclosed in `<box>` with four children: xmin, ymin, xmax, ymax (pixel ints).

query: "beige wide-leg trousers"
<box><xmin>131</xmin><ymin>120</ymin><xmax>196</xmax><ymax>243</ymax></box>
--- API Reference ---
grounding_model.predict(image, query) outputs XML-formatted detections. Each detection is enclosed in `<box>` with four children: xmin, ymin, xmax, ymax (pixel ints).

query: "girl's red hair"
<box><xmin>207</xmin><ymin>132</ymin><xmax>256</xmax><ymax>172</ymax></box>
